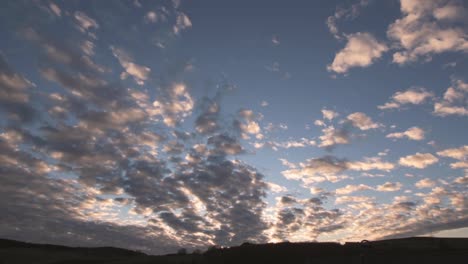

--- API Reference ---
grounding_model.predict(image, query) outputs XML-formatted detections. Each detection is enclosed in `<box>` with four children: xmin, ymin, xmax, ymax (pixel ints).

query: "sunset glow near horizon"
<box><xmin>0</xmin><ymin>0</ymin><xmax>467</xmax><ymax>254</ymax></box>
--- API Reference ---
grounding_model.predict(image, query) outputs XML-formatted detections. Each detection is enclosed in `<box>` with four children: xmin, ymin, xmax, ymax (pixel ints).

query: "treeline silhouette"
<box><xmin>1</xmin><ymin>237</ymin><xmax>467</xmax><ymax>263</ymax></box>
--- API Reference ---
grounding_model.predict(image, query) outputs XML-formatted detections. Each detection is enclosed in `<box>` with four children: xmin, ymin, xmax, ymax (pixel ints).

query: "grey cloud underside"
<box><xmin>0</xmin><ymin>6</ymin><xmax>270</xmax><ymax>255</ymax></box>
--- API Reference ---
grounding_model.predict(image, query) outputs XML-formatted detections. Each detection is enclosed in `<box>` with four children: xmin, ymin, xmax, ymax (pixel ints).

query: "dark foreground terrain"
<box><xmin>1</xmin><ymin>237</ymin><xmax>467</xmax><ymax>264</ymax></box>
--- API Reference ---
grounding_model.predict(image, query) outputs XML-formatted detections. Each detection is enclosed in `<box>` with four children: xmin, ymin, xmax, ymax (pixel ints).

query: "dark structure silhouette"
<box><xmin>1</xmin><ymin>237</ymin><xmax>467</xmax><ymax>263</ymax></box>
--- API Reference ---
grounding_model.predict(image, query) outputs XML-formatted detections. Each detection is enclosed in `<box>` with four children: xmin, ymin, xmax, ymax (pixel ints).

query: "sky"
<box><xmin>0</xmin><ymin>0</ymin><xmax>467</xmax><ymax>255</ymax></box>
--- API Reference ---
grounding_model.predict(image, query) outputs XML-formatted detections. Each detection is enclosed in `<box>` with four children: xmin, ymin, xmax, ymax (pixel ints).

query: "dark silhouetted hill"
<box><xmin>1</xmin><ymin>237</ymin><xmax>467</xmax><ymax>263</ymax></box>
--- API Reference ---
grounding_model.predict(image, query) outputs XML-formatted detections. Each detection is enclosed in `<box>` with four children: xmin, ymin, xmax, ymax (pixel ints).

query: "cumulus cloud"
<box><xmin>282</xmin><ymin>155</ymin><xmax>394</xmax><ymax>185</ymax></box>
<box><xmin>282</xmin><ymin>156</ymin><xmax>348</xmax><ymax>184</ymax></box>
<box><xmin>399</xmin><ymin>152</ymin><xmax>439</xmax><ymax>169</ymax></box>
<box><xmin>322</xmin><ymin>108</ymin><xmax>339</xmax><ymax>120</ymax></box>
<box><xmin>346</xmin><ymin>157</ymin><xmax>395</xmax><ymax>171</ymax></box>
<box><xmin>415</xmin><ymin>178</ymin><xmax>436</xmax><ymax>189</ymax></box>
<box><xmin>318</xmin><ymin>125</ymin><xmax>350</xmax><ymax>148</ymax></box>
<box><xmin>378</xmin><ymin>87</ymin><xmax>433</xmax><ymax>110</ymax></box>
<box><xmin>327</xmin><ymin>32</ymin><xmax>388</xmax><ymax>74</ymax></box>
<box><xmin>437</xmin><ymin>145</ymin><xmax>468</xmax><ymax>169</ymax></box>
<box><xmin>111</xmin><ymin>46</ymin><xmax>151</xmax><ymax>85</ymax></box>
<box><xmin>433</xmin><ymin>79</ymin><xmax>468</xmax><ymax>116</ymax></box>
<box><xmin>151</xmin><ymin>83</ymin><xmax>194</xmax><ymax>127</ymax></box>
<box><xmin>173</xmin><ymin>12</ymin><xmax>192</xmax><ymax>35</ymax></box>
<box><xmin>388</xmin><ymin>0</ymin><xmax>468</xmax><ymax>64</ymax></box>
<box><xmin>346</xmin><ymin>112</ymin><xmax>381</xmax><ymax>130</ymax></box>
<box><xmin>74</xmin><ymin>11</ymin><xmax>99</xmax><ymax>33</ymax></box>
<box><xmin>326</xmin><ymin>0</ymin><xmax>371</xmax><ymax>39</ymax></box>
<box><xmin>335</xmin><ymin>184</ymin><xmax>372</xmax><ymax>195</ymax></box>
<box><xmin>437</xmin><ymin>145</ymin><xmax>468</xmax><ymax>160</ymax></box>
<box><xmin>376</xmin><ymin>182</ymin><xmax>403</xmax><ymax>192</ymax></box>
<box><xmin>386</xmin><ymin>126</ymin><xmax>425</xmax><ymax>141</ymax></box>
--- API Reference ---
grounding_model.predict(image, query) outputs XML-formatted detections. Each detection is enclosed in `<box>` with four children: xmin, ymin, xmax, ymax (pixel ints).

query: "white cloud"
<box><xmin>415</xmin><ymin>178</ymin><xmax>436</xmax><ymax>189</ymax></box>
<box><xmin>335</xmin><ymin>184</ymin><xmax>372</xmax><ymax>195</ymax></box>
<box><xmin>173</xmin><ymin>12</ymin><xmax>192</xmax><ymax>35</ymax></box>
<box><xmin>378</xmin><ymin>87</ymin><xmax>433</xmax><ymax>110</ymax></box>
<box><xmin>376</xmin><ymin>182</ymin><xmax>402</xmax><ymax>192</ymax></box>
<box><xmin>346</xmin><ymin>112</ymin><xmax>381</xmax><ymax>130</ymax></box>
<box><xmin>145</xmin><ymin>11</ymin><xmax>158</xmax><ymax>23</ymax></box>
<box><xmin>318</xmin><ymin>125</ymin><xmax>349</xmax><ymax>148</ymax></box>
<box><xmin>272</xmin><ymin>35</ymin><xmax>280</xmax><ymax>45</ymax></box>
<box><xmin>433</xmin><ymin>80</ymin><xmax>468</xmax><ymax>116</ymax></box>
<box><xmin>110</xmin><ymin>46</ymin><xmax>151</xmax><ymax>85</ymax></box>
<box><xmin>388</xmin><ymin>0</ymin><xmax>468</xmax><ymax>64</ymax></box>
<box><xmin>327</xmin><ymin>32</ymin><xmax>388</xmax><ymax>74</ymax></box>
<box><xmin>437</xmin><ymin>145</ymin><xmax>468</xmax><ymax>160</ymax></box>
<box><xmin>326</xmin><ymin>0</ymin><xmax>370</xmax><ymax>39</ymax></box>
<box><xmin>266</xmin><ymin>182</ymin><xmax>288</xmax><ymax>193</ymax></box>
<box><xmin>282</xmin><ymin>156</ymin><xmax>348</xmax><ymax>184</ymax></box>
<box><xmin>322</xmin><ymin>109</ymin><xmax>338</xmax><ymax>120</ymax></box>
<box><xmin>151</xmin><ymin>83</ymin><xmax>194</xmax><ymax>127</ymax></box>
<box><xmin>346</xmin><ymin>157</ymin><xmax>395</xmax><ymax>171</ymax></box>
<box><xmin>335</xmin><ymin>195</ymin><xmax>373</xmax><ymax>205</ymax></box>
<box><xmin>49</xmin><ymin>3</ymin><xmax>61</xmax><ymax>17</ymax></box>
<box><xmin>386</xmin><ymin>126</ymin><xmax>425</xmax><ymax>141</ymax></box>
<box><xmin>74</xmin><ymin>11</ymin><xmax>99</xmax><ymax>33</ymax></box>
<box><xmin>399</xmin><ymin>152</ymin><xmax>439</xmax><ymax>169</ymax></box>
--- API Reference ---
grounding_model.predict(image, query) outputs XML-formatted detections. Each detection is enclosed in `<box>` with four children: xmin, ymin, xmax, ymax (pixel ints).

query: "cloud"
<box><xmin>399</xmin><ymin>152</ymin><xmax>439</xmax><ymax>169</ymax></box>
<box><xmin>49</xmin><ymin>3</ymin><xmax>61</xmax><ymax>17</ymax></box>
<box><xmin>321</xmin><ymin>108</ymin><xmax>339</xmax><ymax>120</ymax></box>
<box><xmin>111</xmin><ymin>46</ymin><xmax>151</xmax><ymax>85</ymax></box>
<box><xmin>254</xmin><ymin>138</ymin><xmax>316</xmax><ymax>151</ymax></box>
<box><xmin>335</xmin><ymin>195</ymin><xmax>374</xmax><ymax>204</ymax></box>
<box><xmin>318</xmin><ymin>126</ymin><xmax>349</xmax><ymax>148</ymax></box>
<box><xmin>282</xmin><ymin>155</ymin><xmax>394</xmax><ymax>185</ymax></box>
<box><xmin>346</xmin><ymin>112</ymin><xmax>381</xmax><ymax>130</ymax></box>
<box><xmin>433</xmin><ymin>79</ymin><xmax>468</xmax><ymax>116</ymax></box>
<box><xmin>335</xmin><ymin>184</ymin><xmax>372</xmax><ymax>195</ymax></box>
<box><xmin>266</xmin><ymin>182</ymin><xmax>288</xmax><ymax>193</ymax></box>
<box><xmin>235</xmin><ymin>109</ymin><xmax>263</xmax><ymax>139</ymax></box>
<box><xmin>376</xmin><ymin>182</ymin><xmax>403</xmax><ymax>192</ymax></box>
<box><xmin>282</xmin><ymin>156</ymin><xmax>348</xmax><ymax>184</ymax></box>
<box><xmin>415</xmin><ymin>178</ymin><xmax>436</xmax><ymax>189</ymax></box>
<box><xmin>326</xmin><ymin>0</ymin><xmax>371</xmax><ymax>39</ymax></box>
<box><xmin>386</xmin><ymin>126</ymin><xmax>425</xmax><ymax>141</ymax></box>
<box><xmin>0</xmin><ymin>54</ymin><xmax>36</xmax><ymax>122</ymax></box>
<box><xmin>272</xmin><ymin>35</ymin><xmax>280</xmax><ymax>45</ymax></box>
<box><xmin>388</xmin><ymin>0</ymin><xmax>468</xmax><ymax>64</ymax></box>
<box><xmin>327</xmin><ymin>32</ymin><xmax>388</xmax><ymax>74</ymax></box>
<box><xmin>74</xmin><ymin>11</ymin><xmax>99</xmax><ymax>33</ymax></box>
<box><xmin>346</xmin><ymin>157</ymin><xmax>395</xmax><ymax>171</ymax></box>
<box><xmin>437</xmin><ymin>145</ymin><xmax>468</xmax><ymax>169</ymax></box>
<box><xmin>437</xmin><ymin>145</ymin><xmax>468</xmax><ymax>160</ymax></box>
<box><xmin>173</xmin><ymin>12</ymin><xmax>192</xmax><ymax>35</ymax></box>
<box><xmin>378</xmin><ymin>87</ymin><xmax>433</xmax><ymax>110</ymax></box>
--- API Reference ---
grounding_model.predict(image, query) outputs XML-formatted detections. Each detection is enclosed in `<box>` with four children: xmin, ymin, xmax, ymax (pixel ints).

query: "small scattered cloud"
<box><xmin>415</xmin><ymin>178</ymin><xmax>436</xmax><ymax>189</ymax></box>
<box><xmin>386</xmin><ymin>126</ymin><xmax>425</xmax><ymax>141</ymax></box>
<box><xmin>378</xmin><ymin>87</ymin><xmax>433</xmax><ymax>110</ymax></box>
<box><xmin>74</xmin><ymin>11</ymin><xmax>99</xmax><ymax>33</ymax></box>
<box><xmin>399</xmin><ymin>152</ymin><xmax>439</xmax><ymax>169</ymax></box>
<box><xmin>327</xmin><ymin>32</ymin><xmax>388</xmax><ymax>74</ymax></box>
<box><xmin>433</xmin><ymin>79</ymin><xmax>468</xmax><ymax>116</ymax></box>
<box><xmin>326</xmin><ymin>0</ymin><xmax>371</xmax><ymax>39</ymax></box>
<box><xmin>110</xmin><ymin>46</ymin><xmax>151</xmax><ymax>85</ymax></box>
<box><xmin>173</xmin><ymin>12</ymin><xmax>192</xmax><ymax>35</ymax></box>
<box><xmin>346</xmin><ymin>112</ymin><xmax>381</xmax><ymax>130</ymax></box>
<box><xmin>376</xmin><ymin>182</ymin><xmax>402</xmax><ymax>192</ymax></box>
<box><xmin>336</xmin><ymin>184</ymin><xmax>372</xmax><ymax>195</ymax></box>
<box><xmin>322</xmin><ymin>109</ymin><xmax>339</xmax><ymax>120</ymax></box>
<box><xmin>388</xmin><ymin>0</ymin><xmax>468</xmax><ymax>64</ymax></box>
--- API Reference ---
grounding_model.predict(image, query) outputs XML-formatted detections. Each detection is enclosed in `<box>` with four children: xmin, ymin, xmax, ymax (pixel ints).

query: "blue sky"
<box><xmin>0</xmin><ymin>0</ymin><xmax>467</xmax><ymax>254</ymax></box>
